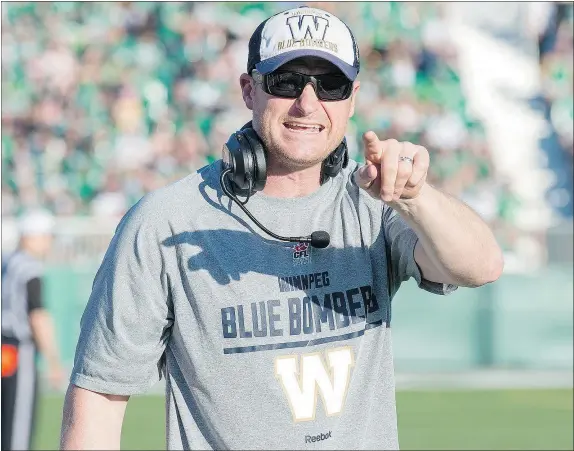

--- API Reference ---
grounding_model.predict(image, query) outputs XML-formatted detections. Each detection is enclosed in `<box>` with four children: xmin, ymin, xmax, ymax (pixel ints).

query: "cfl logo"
<box><xmin>293</xmin><ymin>242</ymin><xmax>309</xmax><ymax>259</ymax></box>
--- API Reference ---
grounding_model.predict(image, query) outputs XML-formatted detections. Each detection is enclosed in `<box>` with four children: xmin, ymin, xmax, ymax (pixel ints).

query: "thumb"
<box><xmin>355</xmin><ymin>163</ymin><xmax>378</xmax><ymax>190</ymax></box>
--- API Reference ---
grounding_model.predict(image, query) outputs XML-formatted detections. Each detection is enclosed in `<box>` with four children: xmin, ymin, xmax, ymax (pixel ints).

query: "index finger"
<box><xmin>362</xmin><ymin>131</ymin><xmax>382</xmax><ymax>163</ymax></box>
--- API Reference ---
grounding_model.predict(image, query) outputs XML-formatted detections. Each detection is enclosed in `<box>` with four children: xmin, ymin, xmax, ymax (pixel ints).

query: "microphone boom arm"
<box><xmin>220</xmin><ymin>168</ymin><xmax>329</xmax><ymax>248</ymax></box>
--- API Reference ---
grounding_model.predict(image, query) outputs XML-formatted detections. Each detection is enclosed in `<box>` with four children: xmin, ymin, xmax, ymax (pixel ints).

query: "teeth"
<box><xmin>285</xmin><ymin>123</ymin><xmax>322</xmax><ymax>131</ymax></box>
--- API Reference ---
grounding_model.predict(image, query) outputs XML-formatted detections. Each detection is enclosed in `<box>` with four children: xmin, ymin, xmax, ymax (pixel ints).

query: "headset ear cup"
<box><xmin>222</xmin><ymin>131</ymin><xmax>253</xmax><ymax>197</ymax></box>
<box><xmin>242</xmin><ymin>128</ymin><xmax>267</xmax><ymax>192</ymax></box>
<box><xmin>223</xmin><ymin>132</ymin><xmax>243</xmax><ymax>188</ymax></box>
<box><xmin>321</xmin><ymin>138</ymin><xmax>349</xmax><ymax>180</ymax></box>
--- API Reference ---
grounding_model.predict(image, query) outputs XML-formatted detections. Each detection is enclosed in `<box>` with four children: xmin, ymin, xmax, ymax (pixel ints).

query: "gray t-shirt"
<box><xmin>71</xmin><ymin>160</ymin><xmax>457</xmax><ymax>450</ymax></box>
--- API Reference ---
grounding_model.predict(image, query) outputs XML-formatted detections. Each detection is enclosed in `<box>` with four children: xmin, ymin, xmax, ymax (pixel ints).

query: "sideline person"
<box><xmin>2</xmin><ymin>210</ymin><xmax>65</xmax><ymax>451</ymax></box>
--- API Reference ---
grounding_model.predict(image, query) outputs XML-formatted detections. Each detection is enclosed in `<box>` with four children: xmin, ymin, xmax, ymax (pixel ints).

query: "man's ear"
<box><xmin>348</xmin><ymin>81</ymin><xmax>360</xmax><ymax>118</ymax></box>
<box><xmin>240</xmin><ymin>73</ymin><xmax>254</xmax><ymax>110</ymax></box>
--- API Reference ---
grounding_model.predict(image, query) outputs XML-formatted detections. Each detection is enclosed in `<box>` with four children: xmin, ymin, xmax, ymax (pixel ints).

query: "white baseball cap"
<box><xmin>18</xmin><ymin>209</ymin><xmax>55</xmax><ymax>236</ymax></box>
<box><xmin>247</xmin><ymin>6</ymin><xmax>360</xmax><ymax>81</ymax></box>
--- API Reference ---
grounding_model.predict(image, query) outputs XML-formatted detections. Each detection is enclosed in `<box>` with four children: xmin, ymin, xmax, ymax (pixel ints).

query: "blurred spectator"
<box><xmin>531</xmin><ymin>2</ymin><xmax>573</xmax><ymax>218</ymax></box>
<box><xmin>1</xmin><ymin>209</ymin><xmax>65</xmax><ymax>450</ymax></box>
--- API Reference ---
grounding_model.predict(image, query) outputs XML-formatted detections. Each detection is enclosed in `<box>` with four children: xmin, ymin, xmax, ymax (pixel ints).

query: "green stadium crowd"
<box><xmin>534</xmin><ymin>2</ymin><xmax>573</xmax><ymax>218</ymax></box>
<box><xmin>2</xmin><ymin>2</ymin><xmax>526</xmax><ymax>250</ymax></box>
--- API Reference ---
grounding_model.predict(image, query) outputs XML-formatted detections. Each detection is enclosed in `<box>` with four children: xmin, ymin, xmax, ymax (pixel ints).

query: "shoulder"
<box><xmin>4</xmin><ymin>251</ymin><xmax>43</xmax><ymax>281</ymax></box>
<box><xmin>118</xmin><ymin>162</ymin><xmax>220</xmax><ymax>231</ymax></box>
<box><xmin>138</xmin><ymin>162</ymin><xmax>218</xmax><ymax>214</ymax></box>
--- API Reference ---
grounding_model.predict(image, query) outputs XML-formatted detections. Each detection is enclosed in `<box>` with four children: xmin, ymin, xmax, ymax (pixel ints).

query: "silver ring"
<box><xmin>399</xmin><ymin>156</ymin><xmax>414</xmax><ymax>164</ymax></box>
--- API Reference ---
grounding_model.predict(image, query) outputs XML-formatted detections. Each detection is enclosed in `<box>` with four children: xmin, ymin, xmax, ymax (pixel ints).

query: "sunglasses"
<box><xmin>252</xmin><ymin>69</ymin><xmax>354</xmax><ymax>101</ymax></box>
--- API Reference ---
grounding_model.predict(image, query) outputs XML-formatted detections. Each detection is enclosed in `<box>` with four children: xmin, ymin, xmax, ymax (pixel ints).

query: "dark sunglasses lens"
<box><xmin>265</xmin><ymin>72</ymin><xmax>352</xmax><ymax>101</ymax></box>
<box><xmin>266</xmin><ymin>72</ymin><xmax>305</xmax><ymax>98</ymax></box>
<box><xmin>316</xmin><ymin>75</ymin><xmax>352</xmax><ymax>101</ymax></box>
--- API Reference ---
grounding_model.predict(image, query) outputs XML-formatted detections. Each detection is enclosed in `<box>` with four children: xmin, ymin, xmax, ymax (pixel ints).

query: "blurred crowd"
<box><xmin>1</xmin><ymin>2</ymin><xmax>524</xmax><ymax>250</ymax></box>
<box><xmin>534</xmin><ymin>2</ymin><xmax>573</xmax><ymax>218</ymax></box>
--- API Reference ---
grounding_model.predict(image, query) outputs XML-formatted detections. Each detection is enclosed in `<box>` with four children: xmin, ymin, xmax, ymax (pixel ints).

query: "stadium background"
<box><xmin>1</xmin><ymin>1</ymin><xmax>572</xmax><ymax>449</ymax></box>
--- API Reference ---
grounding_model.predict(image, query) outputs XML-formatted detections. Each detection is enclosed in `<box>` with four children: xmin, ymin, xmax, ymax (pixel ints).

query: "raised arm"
<box><xmin>356</xmin><ymin>132</ymin><xmax>504</xmax><ymax>287</ymax></box>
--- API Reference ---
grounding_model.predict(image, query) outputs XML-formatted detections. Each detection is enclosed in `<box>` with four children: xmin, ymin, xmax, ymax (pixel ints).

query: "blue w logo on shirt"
<box><xmin>286</xmin><ymin>15</ymin><xmax>329</xmax><ymax>41</ymax></box>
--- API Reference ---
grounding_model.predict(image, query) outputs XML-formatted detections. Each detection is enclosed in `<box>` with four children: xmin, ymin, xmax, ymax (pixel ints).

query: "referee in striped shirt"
<box><xmin>2</xmin><ymin>210</ymin><xmax>65</xmax><ymax>451</ymax></box>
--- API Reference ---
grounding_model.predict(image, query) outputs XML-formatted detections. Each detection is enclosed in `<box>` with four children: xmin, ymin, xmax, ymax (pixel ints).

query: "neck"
<box><xmin>262</xmin><ymin>161</ymin><xmax>323</xmax><ymax>198</ymax></box>
<box><xmin>18</xmin><ymin>243</ymin><xmax>42</xmax><ymax>260</ymax></box>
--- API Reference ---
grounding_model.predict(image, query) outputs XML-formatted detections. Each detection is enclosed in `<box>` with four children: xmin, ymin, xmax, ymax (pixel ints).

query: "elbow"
<box><xmin>465</xmin><ymin>249</ymin><xmax>505</xmax><ymax>287</ymax></box>
<box><xmin>486</xmin><ymin>247</ymin><xmax>505</xmax><ymax>283</ymax></box>
<box><xmin>490</xmin><ymin>249</ymin><xmax>505</xmax><ymax>281</ymax></box>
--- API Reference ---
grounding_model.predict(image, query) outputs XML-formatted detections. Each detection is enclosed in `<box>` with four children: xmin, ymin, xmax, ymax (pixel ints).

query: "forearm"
<box><xmin>391</xmin><ymin>183</ymin><xmax>504</xmax><ymax>287</ymax></box>
<box><xmin>60</xmin><ymin>385</ymin><xmax>128</xmax><ymax>450</ymax></box>
<box><xmin>29</xmin><ymin>310</ymin><xmax>61</xmax><ymax>367</ymax></box>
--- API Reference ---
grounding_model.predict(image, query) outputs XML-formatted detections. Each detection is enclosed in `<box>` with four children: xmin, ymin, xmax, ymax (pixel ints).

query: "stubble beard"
<box><xmin>258</xmin><ymin>123</ymin><xmax>334</xmax><ymax>173</ymax></box>
<box><xmin>267</xmin><ymin>140</ymin><xmax>327</xmax><ymax>172</ymax></box>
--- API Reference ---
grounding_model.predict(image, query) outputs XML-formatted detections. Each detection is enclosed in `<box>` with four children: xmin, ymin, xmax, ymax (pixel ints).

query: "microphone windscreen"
<box><xmin>310</xmin><ymin>231</ymin><xmax>330</xmax><ymax>249</ymax></box>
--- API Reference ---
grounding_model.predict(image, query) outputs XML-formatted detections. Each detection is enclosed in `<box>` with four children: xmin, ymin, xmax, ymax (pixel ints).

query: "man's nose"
<box><xmin>294</xmin><ymin>83</ymin><xmax>320</xmax><ymax>114</ymax></box>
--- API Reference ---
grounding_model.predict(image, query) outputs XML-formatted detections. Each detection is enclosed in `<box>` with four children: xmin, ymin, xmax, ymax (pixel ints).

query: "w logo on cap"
<box><xmin>248</xmin><ymin>6</ymin><xmax>360</xmax><ymax>82</ymax></box>
<box><xmin>286</xmin><ymin>15</ymin><xmax>329</xmax><ymax>41</ymax></box>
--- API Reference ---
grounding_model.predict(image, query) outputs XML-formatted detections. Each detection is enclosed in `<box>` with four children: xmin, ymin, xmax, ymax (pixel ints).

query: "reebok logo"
<box><xmin>304</xmin><ymin>431</ymin><xmax>332</xmax><ymax>443</ymax></box>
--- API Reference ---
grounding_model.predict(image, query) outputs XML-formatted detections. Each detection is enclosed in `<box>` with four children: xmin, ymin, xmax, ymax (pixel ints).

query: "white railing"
<box><xmin>2</xmin><ymin>216</ymin><xmax>119</xmax><ymax>265</ymax></box>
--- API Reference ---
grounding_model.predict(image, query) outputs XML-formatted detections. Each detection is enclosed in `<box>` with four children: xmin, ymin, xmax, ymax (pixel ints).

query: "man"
<box><xmin>2</xmin><ymin>209</ymin><xmax>65</xmax><ymax>451</ymax></box>
<box><xmin>60</xmin><ymin>6</ymin><xmax>503</xmax><ymax>450</ymax></box>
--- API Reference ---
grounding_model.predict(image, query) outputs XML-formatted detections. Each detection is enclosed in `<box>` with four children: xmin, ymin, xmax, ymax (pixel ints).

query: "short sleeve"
<box><xmin>70</xmin><ymin>198</ymin><xmax>174</xmax><ymax>396</ymax></box>
<box><xmin>383</xmin><ymin>205</ymin><xmax>458</xmax><ymax>298</ymax></box>
<box><xmin>26</xmin><ymin>277</ymin><xmax>44</xmax><ymax>312</ymax></box>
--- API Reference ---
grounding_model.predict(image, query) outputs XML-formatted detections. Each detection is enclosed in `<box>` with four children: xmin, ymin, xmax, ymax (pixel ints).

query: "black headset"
<box><xmin>219</xmin><ymin>122</ymin><xmax>346</xmax><ymax>248</ymax></box>
<box><xmin>221</xmin><ymin>121</ymin><xmax>349</xmax><ymax>200</ymax></box>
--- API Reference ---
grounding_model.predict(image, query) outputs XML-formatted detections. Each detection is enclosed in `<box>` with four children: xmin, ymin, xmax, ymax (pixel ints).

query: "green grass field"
<box><xmin>34</xmin><ymin>388</ymin><xmax>573</xmax><ymax>450</ymax></box>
